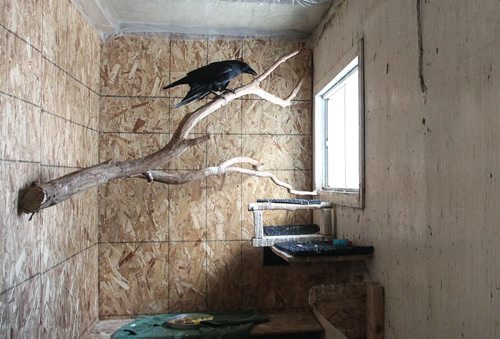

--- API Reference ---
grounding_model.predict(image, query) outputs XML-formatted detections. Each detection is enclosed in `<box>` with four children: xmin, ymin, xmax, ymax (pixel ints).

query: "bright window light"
<box><xmin>320</xmin><ymin>57</ymin><xmax>359</xmax><ymax>191</ymax></box>
<box><xmin>313</xmin><ymin>39</ymin><xmax>364</xmax><ymax>208</ymax></box>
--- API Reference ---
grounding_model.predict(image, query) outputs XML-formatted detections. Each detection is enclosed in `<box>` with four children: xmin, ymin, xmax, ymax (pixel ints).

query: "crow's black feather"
<box><xmin>163</xmin><ymin>60</ymin><xmax>257</xmax><ymax>108</ymax></box>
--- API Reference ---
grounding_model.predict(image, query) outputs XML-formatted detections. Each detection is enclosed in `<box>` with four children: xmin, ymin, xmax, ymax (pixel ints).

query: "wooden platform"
<box><xmin>271</xmin><ymin>245</ymin><xmax>373</xmax><ymax>263</ymax></box>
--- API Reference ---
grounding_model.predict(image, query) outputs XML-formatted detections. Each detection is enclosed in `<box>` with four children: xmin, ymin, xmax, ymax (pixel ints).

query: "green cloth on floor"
<box><xmin>112</xmin><ymin>309</ymin><xmax>268</xmax><ymax>339</ymax></box>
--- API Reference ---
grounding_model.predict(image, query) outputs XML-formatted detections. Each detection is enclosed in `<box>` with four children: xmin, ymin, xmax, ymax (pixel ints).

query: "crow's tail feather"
<box><xmin>174</xmin><ymin>84</ymin><xmax>210</xmax><ymax>108</ymax></box>
<box><xmin>162</xmin><ymin>77</ymin><xmax>187</xmax><ymax>90</ymax></box>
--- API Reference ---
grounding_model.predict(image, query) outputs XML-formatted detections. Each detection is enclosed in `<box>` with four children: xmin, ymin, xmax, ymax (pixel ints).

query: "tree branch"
<box><xmin>132</xmin><ymin>157</ymin><xmax>317</xmax><ymax>196</ymax></box>
<box><xmin>19</xmin><ymin>50</ymin><xmax>309</xmax><ymax>214</ymax></box>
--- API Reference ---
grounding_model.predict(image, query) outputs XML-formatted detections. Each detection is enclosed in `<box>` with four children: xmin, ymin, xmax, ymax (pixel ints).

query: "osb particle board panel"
<box><xmin>98</xmin><ymin>35</ymin><xmax>316</xmax><ymax>317</ymax></box>
<box><xmin>166</xmin><ymin>139</ymin><xmax>207</xmax><ymax>170</ymax></box>
<box><xmin>241</xmin><ymin>135</ymin><xmax>312</xmax><ymax>170</ymax></box>
<box><xmin>0</xmin><ymin>93</ymin><xmax>41</xmax><ymax>162</ymax></box>
<box><xmin>98</xmin><ymin>178</ymin><xmax>169</xmax><ymax>242</ymax></box>
<box><xmin>41</xmin><ymin>0</ymin><xmax>67</xmax><ymax>67</ymax></box>
<box><xmin>42</xmin><ymin>59</ymin><xmax>99</xmax><ymax>130</ymax></box>
<box><xmin>3</xmin><ymin>30</ymin><xmax>41</xmax><ymax>105</ymax></box>
<box><xmin>41</xmin><ymin>58</ymin><xmax>67</xmax><ymax>117</ymax></box>
<box><xmin>0</xmin><ymin>0</ymin><xmax>42</xmax><ymax>49</ymax></box>
<box><xmin>206</xmin><ymin>134</ymin><xmax>242</xmax><ymax>167</ymax></box>
<box><xmin>100</xmin><ymin>35</ymin><xmax>170</xmax><ymax>97</ymax></box>
<box><xmin>208</xmin><ymin>38</ymin><xmax>243</xmax><ymax>64</ymax></box>
<box><xmin>41</xmin><ymin>166</ymin><xmax>98</xmax><ymax>272</ymax></box>
<box><xmin>168</xmin><ymin>175</ymin><xmax>207</xmax><ymax>242</ymax></box>
<box><xmin>41</xmin><ymin>246</ymin><xmax>98</xmax><ymax>338</ymax></box>
<box><xmin>0</xmin><ymin>275</ymin><xmax>41</xmax><ymax>337</ymax></box>
<box><xmin>98</xmin><ymin>132</ymin><xmax>167</xmax><ymax>164</ymax></box>
<box><xmin>241</xmin><ymin>99</ymin><xmax>312</xmax><ymax>135</ymax></box>
<box><xmin>98</xmin><ymin>242</ymin><xmax>169</xmax><ymax>316</ymax></box>
<box><xmin>168</xmin><ymin>241</ymin><xmax>206</xmax><ymax>313</ymax></box>
<box><xmin>100</xmin><ymin>96</ymin><xmax>170</xmax><ymax>133</ymax></box>
<box><xmin>41</xmin><ymin>111</ymin><xmax>98</xmax><ymax>168</ymax></box>
<box><xmin>206</xmin><ymin>174</ymin><xmax>242</xmax><ymax>241</ymax></box>
<box><xmin>206</xmin><ymin>240</ymin><xmax>242</xmax><ymax>311</ymax></box>
<box><xmin>242</xmin><ymin>39</ymin><xmax>312</xmax><ymax>101</ymax></box>
<box><xmin>0</xmin><ymin>161</ymin><xmax>40</xmax><ymax>293</ymax></box>
<box><xmin>205</xmin><ymin>100</ymin><xmax>243</xmax><ymax>135</ymax></box>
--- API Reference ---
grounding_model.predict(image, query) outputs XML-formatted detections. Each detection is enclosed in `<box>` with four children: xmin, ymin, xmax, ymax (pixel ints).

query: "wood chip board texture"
<box><xmin>98</xmin><ymin>34</ymin><xmax>357</xmax><ymax>317</ymax></box>
<box><xmin>1</xmin><ymin>0</ymin><xmax>101</xmax><ymax>336</ymax></box>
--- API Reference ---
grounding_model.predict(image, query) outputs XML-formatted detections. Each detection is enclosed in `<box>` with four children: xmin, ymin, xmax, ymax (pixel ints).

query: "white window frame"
<box><xmin>313</xmin><ymin>38</ymin><xmax>365</xmax><ymax>208</ymax></box>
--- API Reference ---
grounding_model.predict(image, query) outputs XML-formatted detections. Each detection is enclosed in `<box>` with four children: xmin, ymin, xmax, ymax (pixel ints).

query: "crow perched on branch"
<box><xmin>163</xmin><ymin>60</ymin><xmax>258</xmax><ymax>108</ymax></box>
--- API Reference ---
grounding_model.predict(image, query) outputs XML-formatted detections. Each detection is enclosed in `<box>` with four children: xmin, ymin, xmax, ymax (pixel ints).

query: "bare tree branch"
<box><xmin>132</xmin><ymin>157</ymin><xmax>318</xmax><ymax>196</ymax></box>
<box><xmin>19</xmin><ymin>50</ymin><xmax>308</xmax><ymax>214</ymax></box>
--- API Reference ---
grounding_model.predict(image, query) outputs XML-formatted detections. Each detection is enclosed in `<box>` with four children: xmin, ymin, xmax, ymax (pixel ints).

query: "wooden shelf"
<box><xmin>271</xmin><ymin>245</ymin><xmax>373</xmax><ymax>263</ymax></box>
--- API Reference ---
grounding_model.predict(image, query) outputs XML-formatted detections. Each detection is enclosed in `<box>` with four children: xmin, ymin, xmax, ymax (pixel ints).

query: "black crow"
<box><xmin>163</xmin><ymin>60</ymin><xmax>258</xmax><ymax>108</ymax></box>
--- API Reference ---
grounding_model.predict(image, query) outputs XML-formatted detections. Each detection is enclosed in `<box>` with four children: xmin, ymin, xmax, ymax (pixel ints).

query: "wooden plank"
<box><xmin>271</xmin><ymin>245</ymin><xmax>373</xmax><ymax>263</ymax></box>
<box><xmin>251</xmin><ymin>312</ymin><xmax>323</xmax><ymax>336</ymax></box>
<box><xmin>253</xmin><ymin>210</ymin><xmax>264</xmax><ymax>238</ymax></box>
<box><xmin>312</xmin><ymin>308</ymin><xmax>348</xmax><ymax>339</ymax></box>
<box><xmin>248</xmin><ymin>202</ymin><xmax>334</xmax><ymax>211</ymax></box>
<box><xmin>367</xmin><ymin>283</ymin><xmax>384</xmax><ymax>339</ymax></box>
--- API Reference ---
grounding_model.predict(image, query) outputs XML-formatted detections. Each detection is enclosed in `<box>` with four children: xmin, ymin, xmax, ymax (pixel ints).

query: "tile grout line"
<box><xmin>42</xmin><ymin>109</ymin><xmax>100</xmax><ymax>133</ymax></box>
<box><xmin>0</xmin><ymin>23</ymin><xmax>100</xmax><ymax>96</ymax></box>
<box><xmin>40</xmin><ymin>242</ymin><xmax>99</xmax><ymax>276</ymax></box>
<box><xmin>0</xmin><ymin>91</ymin><xmax>99</xmax><ymax>134</ymax></box>
<box><xmin>99</xmin><ymin>130</ymin><xmax>312</xmax><ymax>137</ymax></box>
<box><xmin>167</xmin><ymin>32</ymin><xmax>172</xmax><ymax>312</ymax></box>
<box><xmin>205</xmin><ymin>33</ymin><xmax>209</xmax><ymax>311</ymax></box>
<box><xmin>0</xmin><ymin>158</ymin><xmax>40</xmax><ymax>165</ymax></box>
<box><xmin>0</xmin><ymin>273</ymin><xmax>41</xmax><ymax>297</ymax></box>
<box><xmin>0</xmin><ymin>242</ymin><xmax>98</xmax><ymax>297</ymax></box>
<box><xmin>239</xmin><ymin>37</ymin><xmax>244</xmax><ymax>310</ymax></box>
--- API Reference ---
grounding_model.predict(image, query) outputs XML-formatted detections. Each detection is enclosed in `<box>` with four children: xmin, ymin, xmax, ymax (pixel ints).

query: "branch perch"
<box><xmin>131</xmin><ymin>157</ymin><xmax>318</xmax><ymax>196</ymax></box>
<box><xmin>20</xmin><ymin>50</ymin><xmax>312</xmax><ymax>214</ymax></box>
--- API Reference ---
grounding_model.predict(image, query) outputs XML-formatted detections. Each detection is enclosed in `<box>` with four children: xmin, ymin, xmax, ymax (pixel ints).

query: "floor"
<box><xmin>86</xmin><ymin>312</ymin><xmax>323</xmax><ymax>338</ymax></box>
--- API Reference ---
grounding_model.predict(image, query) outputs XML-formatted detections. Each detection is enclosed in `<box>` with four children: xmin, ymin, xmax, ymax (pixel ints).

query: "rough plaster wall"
<box><xmin>98</xmin><ymin>33</ymin><xmax>362</xmax><ymax>317</ymax></box>
<box><xmin>0</xmin><ymin>0</ymin><xmax>101</xmax><ymax>336</ymax></box>
<box><xmin>313</xmin><ymin>0</ymin><xmax>500</xmax><ymax>337</ymax></box>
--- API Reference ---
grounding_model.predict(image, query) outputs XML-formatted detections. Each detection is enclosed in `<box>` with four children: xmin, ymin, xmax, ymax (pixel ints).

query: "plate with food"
<box><xmin>164</xmin><ymin>313</ymin><xmax>214</xmax><ymax>329</ymax></box>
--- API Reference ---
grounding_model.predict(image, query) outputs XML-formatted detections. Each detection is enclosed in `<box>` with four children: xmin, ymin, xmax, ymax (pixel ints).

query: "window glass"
<box><xmin>313</xmin><ymin>39</ymin><xmax>364</xmax><ymax>208</ymax></box>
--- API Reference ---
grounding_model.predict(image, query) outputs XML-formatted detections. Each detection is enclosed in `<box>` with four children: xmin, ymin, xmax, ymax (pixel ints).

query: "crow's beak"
<box><xmin>248</xmin><ymin>67</ymin><xmax>258</xmax><ymax>76</ymax></box>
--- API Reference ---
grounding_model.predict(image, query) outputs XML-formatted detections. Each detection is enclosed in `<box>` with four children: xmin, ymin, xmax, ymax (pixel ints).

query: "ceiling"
<box><xmin>73</xmin><ymin>0</ymin><xmax>335</xmax><ymax>39</ymax></box>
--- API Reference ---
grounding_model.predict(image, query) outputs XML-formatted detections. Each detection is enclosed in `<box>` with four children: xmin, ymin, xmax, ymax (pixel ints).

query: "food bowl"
<box><xmin>164</xmin><ymin>313</ymin><xmax>214</xmax><ymax>329</ymax></box>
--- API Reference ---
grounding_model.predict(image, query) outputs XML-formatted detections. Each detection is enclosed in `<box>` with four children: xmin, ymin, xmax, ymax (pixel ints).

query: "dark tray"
<box><xmin>274</xmin><ymin>241</ymin><xmax>374</xmax><ymax>256</ymax></box>
<box><xmin>263</xmin><ymin>224</ymin><xmax>320</xmax><ymax>236</ymax></box>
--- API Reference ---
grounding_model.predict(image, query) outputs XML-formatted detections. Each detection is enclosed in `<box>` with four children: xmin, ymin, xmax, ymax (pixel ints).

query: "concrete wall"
<box><xmin>0</xmin><ymin>0</ymin><xmax>101</xmax><ymax>336</ymax></box>
<box><xmin>313</xmin><ymin>0</ymin><xmax>500</xmax><ymax>337</ymax></box>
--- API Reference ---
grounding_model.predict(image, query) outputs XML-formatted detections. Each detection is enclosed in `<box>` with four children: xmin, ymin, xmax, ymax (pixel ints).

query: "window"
<box><xmin>313</xmin><ymin>39</ymin><xmax>364</xmax><ymax>208</ymax></box>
